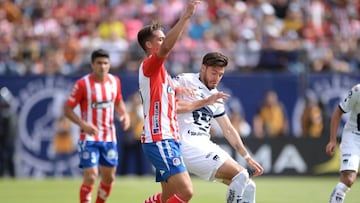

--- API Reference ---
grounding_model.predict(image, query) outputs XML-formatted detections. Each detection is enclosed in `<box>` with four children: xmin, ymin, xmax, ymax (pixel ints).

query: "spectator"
<box><xmin>301</xmin><ymin>96</ymin><xmax>324</xmax><ymax>138</ymax></box>
<box><xmin>1</xmin><ymin>0</ymin><xmax>360</xmax><ymax>75</ymax></box>
<box><xmin>253</xmin><ymin>90</ymin><xmax>289</xmax><ymax>138</ymax></box>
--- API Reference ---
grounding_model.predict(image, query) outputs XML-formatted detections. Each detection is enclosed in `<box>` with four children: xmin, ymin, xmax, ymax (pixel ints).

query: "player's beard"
<box><xmin>204</xmin><ymin>77</ymin><xmax>216</xmax><ymax>90</ymax></box>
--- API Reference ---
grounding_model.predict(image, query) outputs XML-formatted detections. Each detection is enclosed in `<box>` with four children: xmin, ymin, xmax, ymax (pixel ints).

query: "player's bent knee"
<box><xmin>230</xmin><ymin>169</ymin><xmax>249</xmax><ymax>190</ymax></box>
<box><xmin>233</xmin><ymin>169</ymin><xmax>249</xmax><ymax>182</ymax></box>
<box><xmin>340</xmin><ymin>170</ymin><xmax>357</xmax><ymax>187</ymax></box>
<box><xmin>84</xmin><ymin>175</ymin><xmax>97</xmax><ymax>185</ymax></box>
<box><xmin>179</xmin><ymin>186</ymin><xmax>194</xmax><ymax>200</ymax></box>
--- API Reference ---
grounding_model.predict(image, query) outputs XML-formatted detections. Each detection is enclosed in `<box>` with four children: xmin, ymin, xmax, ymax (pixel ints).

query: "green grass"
<box><xmin>0</xmin><ymin>176</ymin><xmax>359</xmax><ymax>203</ymax></box>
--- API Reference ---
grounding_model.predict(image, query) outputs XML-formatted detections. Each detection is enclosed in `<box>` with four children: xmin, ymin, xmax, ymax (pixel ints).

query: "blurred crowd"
<box><xmin>1</xmin><ymin>0</ymin><xmax>360</xmax><ymax>76</ymax></box>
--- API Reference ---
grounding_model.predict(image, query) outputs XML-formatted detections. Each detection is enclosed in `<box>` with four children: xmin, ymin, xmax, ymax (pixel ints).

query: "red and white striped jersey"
<box><xmin>139</xmin><ymin>53</ymin><xmax>179</xmax><ymax>143</ymax></box>
<box><xmin>66</xmin><ymin>74</ymin><xmax>123</xmax><ymax>142</ymax></box>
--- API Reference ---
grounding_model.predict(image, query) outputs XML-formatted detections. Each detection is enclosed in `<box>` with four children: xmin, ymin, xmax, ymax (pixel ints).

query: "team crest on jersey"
<box><xmin>167</xmin><ymin>85</ymin><xmax>175</xmax><ymax>95</ymax></box>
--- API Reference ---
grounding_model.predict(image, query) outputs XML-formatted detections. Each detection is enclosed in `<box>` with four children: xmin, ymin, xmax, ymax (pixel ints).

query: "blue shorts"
<box><xmin>78</xmin><ymin>140</ymin><xmax>118</xmax><ymax>169</ymax></box>
<box><xmin>142</xmin><ymin>139</ymin><xmax>187</xmax><ymax>182</ymax></box>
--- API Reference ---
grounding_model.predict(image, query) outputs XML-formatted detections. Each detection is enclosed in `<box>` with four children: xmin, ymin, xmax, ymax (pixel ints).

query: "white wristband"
<box><xmin>243</xmin><ymin>154</ymin><xmax>251</xmax><ymax>160</ymax></box>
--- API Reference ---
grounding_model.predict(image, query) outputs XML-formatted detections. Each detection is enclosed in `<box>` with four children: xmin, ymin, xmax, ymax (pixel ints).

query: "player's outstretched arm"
<box><xmin>326</xmin><ymin>106</ymin><xmax>343</xmax><ymax>156</ymax></box>
<box><xmin>216</xmin><ymin>115</ymin><xmax>264</xmax><ymax>176</ymax></box>
<box><xmin>157</xmin><ymin>0</ymin><xmax>201</xmax><ymax>58</ymax></box>
<box><xmin>176</xmin><ymin>92</ymin><xmax>230</xmax><ymax>113</ymax></box>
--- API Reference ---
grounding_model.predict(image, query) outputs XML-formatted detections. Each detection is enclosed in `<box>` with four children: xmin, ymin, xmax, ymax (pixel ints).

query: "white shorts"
<box><xmin>181</xmin><ymin>137</ymin><xmax>231</xmax><ymax>181</ymax></box>
<box><xmin>339</xmin><ymin>131</ymin><xmax>360</xmax><ymax>172</ymax></box>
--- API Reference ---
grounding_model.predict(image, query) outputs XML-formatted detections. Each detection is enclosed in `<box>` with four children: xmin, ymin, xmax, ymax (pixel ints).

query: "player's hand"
<box><xmin>325</xmin><ymin>141</ymin><xmax>337</xmax><ymax>156</ymax></box>
<box><xmin>80</xmin><ymin>122</ymin><xmax>98</xmax><ymax>136</ymax></box>
<box><xmin>120</xmin><ymin>113</ymin><xmax>131</xmax><ymax>131</ymax></box>
<box><xmin>175</xmin><ymin>86</ymin><xmax>196</xmax><ymax>98</ymax></box>
<box><xmin>246</xmin><ymin>157</ymin><xmax>264</xmax><ymax>177</ymax></box>
<box><xmin>206</xmin><ymin>91</ymin><xmax>230</xmax><ymax>105</ymax></box>
<box><xmin>183</xmin><ymin>0</ymin><xmax>202</xmax><ymax>19</ymax></box>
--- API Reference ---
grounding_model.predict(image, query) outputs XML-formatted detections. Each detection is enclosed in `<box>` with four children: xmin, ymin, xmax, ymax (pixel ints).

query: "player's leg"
<box><xmin>241</xmin><ymin>179</ymin><xmax>256</xmax><ymax>203</ymax></box>
<box><xmin>215</xmin><ymin>158</ymin><xmax>249</xmax><ymax>203</ymax></box>
<box><xmin>96</xmin><ymin>166</ymin><xmax>117</xmax><ymax>203</ymax></box>
<box><xmin>78</xmin><ymin>141</ymin><xmax>100</xmax><ymax>203</ymax></box>
<box><xmin>223</xmin><ymin>178</ymin><xmax>256</xmax><ymax>203</ymax></box>
<box><xmin>80</xmin><ymin>167</ymin><xmax>98</xmax><ymax>203</ymax></box>
<box><xmin>95</xmin><ymin>142</ymin><xmax>118</xmax><ymax>203</ymax></box>
<box><xmin>329</xmin><ymin>134</ymin><xmax>359</xmax><ymax>203</ymax></box>
<box><xmin>329</xmin><ymin>170</ymin><xmax>356</xmax><ymax>203</ymax></box>
<box><xmin>183</xmin><ymin>140</ymin><xmax>250</xmax><ymax>203</ymax></box>
<box><xmin>144</xmin><ymin>192</ymin><xmax>162</xmax><ymax>203</ymax></box>
<box><xmin>142</xmin><ymin>140</ymin><xmax>193</xmax><ymax>203</ymax></box>
<box><xmin>164</xmin><ymin>171</ymin><xmax>193</xmax><ymax>203</ymax></box>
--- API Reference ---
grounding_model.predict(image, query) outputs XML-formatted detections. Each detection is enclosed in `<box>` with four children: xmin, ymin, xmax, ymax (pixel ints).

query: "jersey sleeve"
<box><xmin>66</xmin><ymin>80</ymin><xmax>84</xmax><ymax>108</ymax></box>
<box><xmin>173</xmin><ymin>73</ymin><xmax>186</xmax><ymax>87</ymax></box>
<box><xmin>213</xmin><ymin>94</ymin><xmax>226</xmax><ymax>118</ymax></box>
<box><xmin>142</xmin><ymin>53</ymin><xmax>166</xmax><ymax>77</ymax></box>
<box><xmin>339</xmin><ymin>84</ymin><xmax>360</xmax><ymax>113</ymax></box>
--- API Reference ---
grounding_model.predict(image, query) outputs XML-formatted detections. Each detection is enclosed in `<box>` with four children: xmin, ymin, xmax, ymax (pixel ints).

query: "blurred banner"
<box><xmin>0</xmin><ymin>73</ymin><xmax>358</xmax><ymax>177</ymax></box>
<box><xmin>213</xmin><ymin>136</ymin><xmax>340</xmax><ymax>176</ymax></box>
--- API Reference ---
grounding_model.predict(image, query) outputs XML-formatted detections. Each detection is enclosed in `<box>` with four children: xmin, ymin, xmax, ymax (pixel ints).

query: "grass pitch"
<box><xmin>0</xmin><ymin>176</ymin><xmax>359</xmax><ymax>203</ymax></box>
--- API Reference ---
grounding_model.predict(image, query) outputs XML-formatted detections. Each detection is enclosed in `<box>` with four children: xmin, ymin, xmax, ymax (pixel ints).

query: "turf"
<box><xmin>0</xmin><ymin>176</ymin><xmax>359</xmax><ymax>203</ymax></box>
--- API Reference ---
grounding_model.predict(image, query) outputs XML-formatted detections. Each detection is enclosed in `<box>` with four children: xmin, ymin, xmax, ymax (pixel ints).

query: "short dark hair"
<box><xmin>91</xmin><ymin>49</ymin><xmax>109</xmax><ymax>63</ymax></box>
<box><xmin>202</xmin><ymin>52</ymin><xmax>228</xmax><ymax>67</ymax></box>
<box><xmin>137</xmin><ymin>22</ymin><xmax>163</xmax><ymax>52</ymax></box>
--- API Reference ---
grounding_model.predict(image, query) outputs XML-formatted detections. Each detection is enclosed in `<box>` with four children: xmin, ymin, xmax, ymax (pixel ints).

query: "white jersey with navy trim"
<box><xmin>338</xmin><ymin>84</ymin><xmax>360</xmax><ymax>172</ymax></box>
<box><xmin>174</xmin><ymin>73</ymin><xmax>225</xmax><ymax>142</ymax></box>
<box><xmin>339</xmin><ymin>84</ymin><xmax>360</xmax><ymax>134</ymax></box>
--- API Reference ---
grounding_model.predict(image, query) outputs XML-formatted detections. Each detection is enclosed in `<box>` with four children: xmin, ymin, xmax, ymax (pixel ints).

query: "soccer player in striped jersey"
<box><xmin>326</xmin><ymin>84</ymin><xmax>360</xmax><ymax>203</ymax></box>
<box><xmin>137</xmin><ymin>1</ymin><xmax>212</xmax><ymax>202</ymax></box>
<box><xmin>64</xmin><ymin>49</ymin><xmax>130</xmax><ymax>203</ymax></box>
<box><xmin>174</xmin><ymin>52</ymin><xmax>264</xmax><ymax>203</ymax></box>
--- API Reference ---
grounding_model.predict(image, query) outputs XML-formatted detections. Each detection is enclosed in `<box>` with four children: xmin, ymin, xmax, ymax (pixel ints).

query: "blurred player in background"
<box><xmin>326</xmin><ymin>84</ymin><xmax>360</xmax><ymax>203</ymax></box>
<box><xmin>137</xmin><ymin>1</ymin><xmax>203</xmax><ymax>202</ymax></box>
<box><xmin>64</xmin><ymin>49</ymin><xmax>130</xmax><ymax>203</ymax></box>
<box><xmin>175</xmin><ymin>52</ymin><xmax>264</xmax><ymax>203</ymax></box>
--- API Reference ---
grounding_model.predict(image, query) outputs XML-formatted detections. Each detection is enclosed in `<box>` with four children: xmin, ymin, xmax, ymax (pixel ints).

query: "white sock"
<box><xmin>242</xmin><ymin>179</ymin><xmax>256</xmax><ymax>203</ymax></box>
<box><xmin>329</xmin><ymin>182</ymin><xmax>350</xmax><ymax>203</ymax></box>
<box><xmin>226</xmin><ymin>170</ymin><xmax>249</xmax><ymax>203</ymax></box>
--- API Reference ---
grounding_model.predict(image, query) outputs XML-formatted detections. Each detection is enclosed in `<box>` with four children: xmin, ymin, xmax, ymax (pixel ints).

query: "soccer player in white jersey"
<box><xmin>326</xmin><ymin>84</ymin><xmax>360</xmax><ymax>203</ymax></box>
<box><xmin>64</xmin><ymin>49</ymin><xmax>130</xmax><ymax>203</ymax></box>
<box><xmin>174</xmin><ymin>52</ymin><xmax>264</xmax><ymax>203</ymax></box>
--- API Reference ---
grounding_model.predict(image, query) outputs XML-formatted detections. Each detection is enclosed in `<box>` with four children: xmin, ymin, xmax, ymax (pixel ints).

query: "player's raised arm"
<box><xmin>176</xmin><ymin>92</ymin><xmax>230</xmax><ymax>114</ymax></box>
<box><xmin>157</xmin><ymin>0</ymin><xmax>201</xmax><ymax>58</ymax></box>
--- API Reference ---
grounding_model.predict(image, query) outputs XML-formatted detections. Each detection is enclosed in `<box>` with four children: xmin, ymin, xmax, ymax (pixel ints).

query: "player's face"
<box><xmin>201</xmin><ymin>65</ymin><xmax>225</xmax><ymax>89</ymax></box>
<box><xmin>91</xmin><ymin>57</ymin><xmax>110</xmax><ymax>81</ymax></box>
<box><xmin>147</xmin><ymin>30</ymin><xmax>165</xmax><ymax>52</ymax></box>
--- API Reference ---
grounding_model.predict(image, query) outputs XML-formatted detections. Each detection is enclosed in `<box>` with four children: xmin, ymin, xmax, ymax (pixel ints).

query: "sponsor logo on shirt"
<box><xmin>91</xmin><ymin>101</ymin><xmax>113</xmax><ymax>109</ymax></box>
<box><xmin>152</xmin><ymin>101</ymin><xmax>161</xmax><ymax>134</ymax></box>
